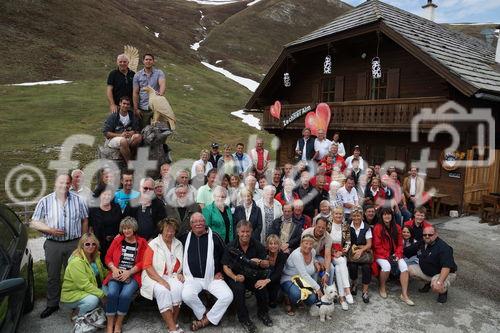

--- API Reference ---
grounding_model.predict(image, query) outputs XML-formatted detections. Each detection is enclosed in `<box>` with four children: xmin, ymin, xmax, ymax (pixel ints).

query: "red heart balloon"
<box><xmin>305</xmin><ymin>103</ymin><xmax>331</xmax><ymax>136</ymax></box>
<box><xmin>270</xmin><ymin>100</ymin><xmax>281</xmax><ymax>120</ymax></box>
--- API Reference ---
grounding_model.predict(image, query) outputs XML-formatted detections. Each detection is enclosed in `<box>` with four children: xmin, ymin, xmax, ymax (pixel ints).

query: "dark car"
<box><xmin>0</xmin><ymin>204</ymin><xmax>35</xmax><ymax>332</ymax></box>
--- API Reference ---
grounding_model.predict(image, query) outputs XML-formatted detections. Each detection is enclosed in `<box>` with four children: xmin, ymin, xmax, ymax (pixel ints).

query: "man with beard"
<box><xmin>405</xmin><ymin>226</ymin><xmax>457</xmax><ymax>303</ymax></box>
<box><xmin>166</xmin><ymin>184</ymin><xmax>201</xmax><ymax>237</ymax></box>
<box><xmin>125</xmin><ymin>177</ymin><xmax>166</xmax><ymax>240</ymax></box>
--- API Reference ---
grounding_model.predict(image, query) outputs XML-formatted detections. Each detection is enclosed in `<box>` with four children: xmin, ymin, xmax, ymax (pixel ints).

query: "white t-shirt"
<box><xmin>330</xmin><ymin>223</ymin><xmax>343</xmax><ymax>243</ymax></box>
<box><xmin>410</xmin><ymin>177</ymin><xmax>417</xmax><ymax>196</ymax></box>
<box><xmin>314</xmin><ymin>138</ymin><xmax>332</xmax><ymax>160</ymax></box>
<box><xmin>295</xmin><ymin>137</ymin><xmax>312</xmax><ymax>161</ymax></box>
<box><xmin>345</xmin><ymin>155</ymin><xmax>365</xmax><ymax>170</ymax></box>
<box><xmin>350</xmin><ymin>221</ymin><xmax>373</xmax><ymax>239</ymax></box>
<box><xmin>337</xmin><ymin>186</ymin><xmax>359</xmax><ymax>214</ymax></box>
<box><xmin>119</xmin><ymin>114</ymin><xmax>130</xmax><ymax>127</ymax></box>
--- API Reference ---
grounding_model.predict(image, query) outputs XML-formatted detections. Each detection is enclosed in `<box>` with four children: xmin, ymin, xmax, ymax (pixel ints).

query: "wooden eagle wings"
<box><xmin>123</xmin><ymin>45</ymin><xmax>139</xmax><ymax>73</ymax></box>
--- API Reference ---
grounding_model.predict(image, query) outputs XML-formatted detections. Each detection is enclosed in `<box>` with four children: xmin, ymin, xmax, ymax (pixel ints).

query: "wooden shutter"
<box><xmin>334</xmin><ymin>76</ymin><xmax>344</xmax><ymax>102</ymax></box>
<box><xmin>386</xmin><ymin>68</ymin><xmax>400</xmax><ymax>98</ymax></box>
<box><xmin>356</xmin><ymin>72</ymin><xmax>367</xmax><ymax>100</ymax></box>
<box><xmin>311</xmin><ymin>82</ymin><xmax>319</xmax><ymax>103</ymax></box>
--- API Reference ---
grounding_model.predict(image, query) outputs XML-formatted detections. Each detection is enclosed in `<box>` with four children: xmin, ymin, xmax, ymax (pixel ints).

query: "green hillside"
<box><xmin>0</xmin><ymin>0</ymin><xmax>268</xmax><ymax>203</ymax></box>
<box><xmin>199</xmin><ymin>0</ymin><xmax>352</xmax><ymax>80</ymax></box>
<box><xmin>0</xmin><ymin>0</ymin><xmax>252</xmax><ymax>83</ymax></box>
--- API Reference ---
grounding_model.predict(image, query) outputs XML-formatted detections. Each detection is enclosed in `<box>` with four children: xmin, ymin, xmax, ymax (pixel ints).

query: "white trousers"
<box><xmin>408</xmin><ymin>264</ymin><xmax>456</xmax><ymax>292</ymax></box>
<box><xmin>333</xmin><ymin>256</ymin><xmax>350</xmax><ymax>296</ymax></box>
<box><xmin>153</xmin><ymin>275</ymin><xmax>183</xmax><ymax>313</ymax></box>
<box><xmin>181</xmin><ymin>278</ymin><xmax>233</xmax><ymax>325</ymax></box>
<box><xmin>376</xmin><ymin>258</ymin><xmax>408</xmax><ymax>273</ymax></box>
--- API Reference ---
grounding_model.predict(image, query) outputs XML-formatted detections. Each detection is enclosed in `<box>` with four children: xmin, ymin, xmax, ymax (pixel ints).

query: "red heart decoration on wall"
<box><xmin>305</xmin><ymin>103</ymin><xmax>331</xmax><ymax>136</ymax></box>
<box><xmin>270</xmin><ymin>100</ymin><xmax>281</xmax><ymax>120</ymax></box>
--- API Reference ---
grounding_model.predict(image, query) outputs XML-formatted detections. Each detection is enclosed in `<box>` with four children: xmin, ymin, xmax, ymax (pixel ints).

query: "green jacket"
<box><xmin>202</xmin><ymin>202</ymin><xmax>233</xmax><ymax>243</ymax></box>
<box><xmin>60</xmin><ymin>250</ymin><xmax>106</xmax><ymax>303</ymax></box>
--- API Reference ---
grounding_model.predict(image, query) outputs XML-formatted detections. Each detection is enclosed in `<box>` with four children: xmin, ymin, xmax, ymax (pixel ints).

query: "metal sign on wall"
<box><xmin>282</xmin><ymin>105</ymin><xmax>314</xmax><ymax>128</ymax></box>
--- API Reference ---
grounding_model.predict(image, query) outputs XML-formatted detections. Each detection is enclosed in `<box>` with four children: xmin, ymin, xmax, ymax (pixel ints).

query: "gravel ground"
<box><xmin>20</xmin><ymin>216</ymin><xmax>500</xmax><ymax>332</ymax></box>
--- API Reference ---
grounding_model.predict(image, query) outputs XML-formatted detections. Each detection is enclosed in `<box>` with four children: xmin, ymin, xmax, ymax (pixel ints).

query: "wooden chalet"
<box><xmin>246</xmin><ymin>0</ymin><xmax>500</xmax><ymax>211</ymax></box>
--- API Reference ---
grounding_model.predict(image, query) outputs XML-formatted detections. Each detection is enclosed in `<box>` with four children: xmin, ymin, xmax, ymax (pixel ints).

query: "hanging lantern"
<box><xmin>283</xmin><ymin>72</ymin><xmax>291</xmax><ymax>87</ymax></box>
<box><xmin>371</xmin><ymin>57</ymin><xmax>382</xmax><ymax>79</ymax></box>
<box><xmin>323</xmin><ymin>54</ymin><xmax>332</xmax><ymax>74</ymax></box>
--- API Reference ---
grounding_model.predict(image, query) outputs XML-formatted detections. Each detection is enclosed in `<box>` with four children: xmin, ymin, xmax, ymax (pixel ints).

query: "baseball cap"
<box><xmin>353</xmin><ymin>145</ymin><xmax>360</xmax><ymax>150</ymax></box>
<box><xmin>211</xmin><ymin>142</ymin><xmax>219</xmax><ymax>148</ymax></box>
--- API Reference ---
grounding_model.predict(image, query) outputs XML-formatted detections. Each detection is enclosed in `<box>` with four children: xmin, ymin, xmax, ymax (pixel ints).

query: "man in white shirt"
<box><xmin>403</xmin><ymin>167</ymin><xmax>425</xmax><ymax>214</ymax></box>
<box><xmin>337</xmin><ymin>176</ymin><xmax>359</xmax><ymax>221</ymax></box>
<box><xmin>69</xmin><ymin>169</ymin><xmax>92</xmax><ymax>204</ymax></box>
<box><xmin>313</xmin><ymin>129</ymin><xmax>332</xmax><ymax>161</ymax></box>
<box><xmin>345</xmin><ymin>145</ymin><xmax>365</xmax><ymax>170</ymax></box>
<box><xmin>331</xmin><ymin>132</ymin><xmax>346</xmax><ymax>157</ymax></box>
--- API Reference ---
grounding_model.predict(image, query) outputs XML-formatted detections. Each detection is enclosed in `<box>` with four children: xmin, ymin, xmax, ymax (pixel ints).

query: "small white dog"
<box><xmin>309</xmin><ymin>284</ymin><xmax>338</xmax><ymax>322</ymax></box>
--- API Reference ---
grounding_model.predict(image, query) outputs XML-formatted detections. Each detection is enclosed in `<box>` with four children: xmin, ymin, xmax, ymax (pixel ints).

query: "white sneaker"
<box><xmin>341</xmin><ymin>301</ymin><xmax>348</xmax><ymax>311</ymax></box>
<box><xmin>345</xmin><ymin>294</ymin><xmax>354</xmax><ymax>304</ymax></box>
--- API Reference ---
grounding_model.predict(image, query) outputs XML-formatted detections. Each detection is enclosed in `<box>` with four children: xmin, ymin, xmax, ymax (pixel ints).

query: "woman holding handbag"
<box><xmin>372</xmin><ymin>207</ymin><xmax>414</xmax><ymax>306</ymax></box>
<box><xmin>347</xmin><ymin>206</ymin><xmax>373</xmax><ymax>303</ymax></box>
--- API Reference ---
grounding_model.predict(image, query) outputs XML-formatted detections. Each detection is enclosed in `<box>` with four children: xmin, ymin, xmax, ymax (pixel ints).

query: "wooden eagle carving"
<box><xmin>123</xmin><ymin>45</ymin><xmax>139</xmax><ymax>73</ymax></box>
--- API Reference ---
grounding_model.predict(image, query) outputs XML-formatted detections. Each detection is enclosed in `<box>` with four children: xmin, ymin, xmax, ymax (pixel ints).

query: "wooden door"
<box><xmin>463</xmin><ymin>148</ymin><xmax>500</xmax><ymax>204</ymax></box>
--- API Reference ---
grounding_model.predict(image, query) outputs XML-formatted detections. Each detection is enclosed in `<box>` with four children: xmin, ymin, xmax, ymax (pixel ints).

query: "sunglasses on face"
<box><xmin>423</xmin><ymin>233</ymin><xmax>434</xmax><ymax>237</ymax></box>
<box><xmin>84</xmin><ymin>243</ymin><xmax>97</xmax><ymax>247</ymax></box>
<box><xmin>143</xmin><ymin>187</ymin><xmax>154</xmax><ymax>191</ymax></box>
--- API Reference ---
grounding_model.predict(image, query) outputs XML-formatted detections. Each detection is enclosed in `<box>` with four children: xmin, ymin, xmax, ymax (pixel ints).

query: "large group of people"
<box><xmin>28</xmin><ymin>51</ymin><xmax>458</xmax><ymax>333</ymax></box>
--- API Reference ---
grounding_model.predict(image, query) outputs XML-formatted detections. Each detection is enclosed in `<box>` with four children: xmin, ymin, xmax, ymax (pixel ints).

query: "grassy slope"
<box><xmin>0</xmin><ymin>0</ymin><xmax>272</xmax><ymax>203</ymax></box>
<box><xmin>199</xmin><ymin>0</ymin><xmax>352</xmax><ymax>80</ymax></box>
<box><xmin>0</xmin><ymin>0</ymin><xmax>247</xmax><ymax>83</ymax></box>
<box><xmin>0</xmin><ymin>62</ymin><xmax>269</xmax><ymax>202</ymax></box>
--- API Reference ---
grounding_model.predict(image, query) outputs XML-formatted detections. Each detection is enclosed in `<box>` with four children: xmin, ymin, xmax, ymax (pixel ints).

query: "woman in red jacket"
<box><xmin>103</xmin><ymin>217</ymin><xmax>148</xmax><ymax>333</ymax></box>
<box><xmin>372</xmin><ymin>207</ymin><xmax>414</xmax><ymax>306</ymax></box>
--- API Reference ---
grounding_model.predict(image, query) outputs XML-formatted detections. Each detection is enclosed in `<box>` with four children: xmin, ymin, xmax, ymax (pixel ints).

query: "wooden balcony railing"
<box><xmin>261</xmin><ymin>97</ymin><xmax>449</xmax><ymax>132</ymax></box>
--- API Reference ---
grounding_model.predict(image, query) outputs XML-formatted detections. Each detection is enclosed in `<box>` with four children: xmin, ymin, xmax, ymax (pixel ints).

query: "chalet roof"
<box><xmin>245</xmin><ymin>0</ymin><xmax>500</xmax><ymax>110</ymax></box>
<box><xmin>287</xmin><ymin>0</ymin><xmax>500</xmax><ymax>94</ymax></box>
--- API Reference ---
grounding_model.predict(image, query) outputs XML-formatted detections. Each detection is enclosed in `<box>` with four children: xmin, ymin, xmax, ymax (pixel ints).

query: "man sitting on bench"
<box><xmin>103</xmin><ymin>96</ymin><xmax>142</xmax><ymax>164</ymax></box>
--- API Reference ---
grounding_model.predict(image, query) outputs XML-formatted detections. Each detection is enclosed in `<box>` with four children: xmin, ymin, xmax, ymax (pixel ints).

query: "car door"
<box><xmin>0</xmin><ymin>216</ymin><xmax>21</xmax><ymax>332</ymax></box>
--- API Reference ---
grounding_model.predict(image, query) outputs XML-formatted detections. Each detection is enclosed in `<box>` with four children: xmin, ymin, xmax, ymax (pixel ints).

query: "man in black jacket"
<box><xmin>270</xmin><ymin>203</ymin><xmax>302</xmax><ymax>254</ymax></box>
<box><xmin>124</xmin><ymin>177</ymin><xmax>166</xmax><ymax>240</ymax></box>
<box><xmin>405</xmin><ymin>226</ymin><xmax>457</xmax><ymax>303</ymax></box>
<box><xmin>223</xmin><ymin>220</ymin><xmax>272</xmax><ymax>333</ymax></box>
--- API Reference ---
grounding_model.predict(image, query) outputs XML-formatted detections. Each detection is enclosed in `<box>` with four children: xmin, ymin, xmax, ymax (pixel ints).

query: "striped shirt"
<box><xmin>32</xmin><ymin>191</ymin><xmax>88</xmax><ymax>241</ymax></box>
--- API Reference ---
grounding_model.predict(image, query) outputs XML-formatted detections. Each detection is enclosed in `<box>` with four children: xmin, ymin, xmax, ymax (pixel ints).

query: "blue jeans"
<box><xmin>314</xmin><ymin>255</ymin><xmax>335</xmax><ymax>285</ymax></box>
<box><xmin>105</xmin><ymin>279</ymin><xmax>138</xmax><ymax>315</ymax></box>
<box><xmin>62</xmin><ymin>294</ymin><xmax>101</xmax><ymax>316</ymax></box>
<box><xmin>281</xmin><ymin>281</ymin><xmax>318</xmax><ymax>305</ymax></box>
